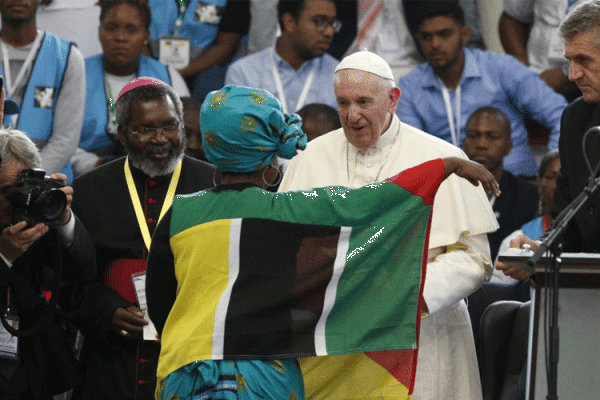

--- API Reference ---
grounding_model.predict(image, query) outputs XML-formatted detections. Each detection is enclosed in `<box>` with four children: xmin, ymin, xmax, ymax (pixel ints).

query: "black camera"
<box><xmin>5</xmin><ymin>169</ymin><xmax>67</xmax><ymax>227</ymax></box>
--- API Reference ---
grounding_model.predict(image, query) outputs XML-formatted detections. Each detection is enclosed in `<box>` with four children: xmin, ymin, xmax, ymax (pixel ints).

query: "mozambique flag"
<box><xmin>158</xmin><ymin>159</ymin><xmax>446</xmax><ymax>398</ymax></box>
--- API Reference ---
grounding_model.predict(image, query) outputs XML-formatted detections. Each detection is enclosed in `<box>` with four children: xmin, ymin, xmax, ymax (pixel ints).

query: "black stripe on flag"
<box><xmin>224</xmin><ymin>218</ymin><xmax>341</xmax><ymax>358</ymax></box>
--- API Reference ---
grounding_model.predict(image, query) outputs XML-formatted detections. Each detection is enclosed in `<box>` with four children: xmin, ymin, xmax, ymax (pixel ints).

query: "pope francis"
<box><xmin>279</xmin><ymin>51</ymin><xmax>499</xmax><ymax>400</ymax></box>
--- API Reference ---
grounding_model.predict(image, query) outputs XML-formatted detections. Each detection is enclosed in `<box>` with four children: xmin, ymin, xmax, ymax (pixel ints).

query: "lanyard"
<box><xmin>103</xmin><ymin>69</ymin><xmax>136</xmax><ymax>127</ymax></box>
<box><xmin>1</xmin><ymin>32</ymin><xmax>43</xmax><ymax>98</ymax></box>
<box><xmin>124</xmin><ymin>157</ymin><xmax>182</xmax><ymax>250</ymax></box>
<box><xmin>174</xmin><ymin>0</ymin><xmax>190</xmax><ymax>36</ymax></box>
<box><xmin>489</xmin><ymin>194</ymin><xmax>496</xmax><ymax>209</ymax></box>
<box><xmin>440</xmin><ymin>82</ymin><xmax>461</xmax><ymax>147</ymax></box>
<box><xmin>103</xmin><ymin>70</ymin><xmax>117</xmax><ymax>119</ymax></box>
<box><xmin>272</xmin><ymin>55</ymin><xmax>317</xmax><ymax>114</ymax></box>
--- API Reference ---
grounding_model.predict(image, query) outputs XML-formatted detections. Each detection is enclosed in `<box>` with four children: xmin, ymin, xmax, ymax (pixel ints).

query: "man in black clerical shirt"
<box><xmin>70</xmin><ymin>77</ymin><xmax>215</xmax><ymax>400</ymax></box>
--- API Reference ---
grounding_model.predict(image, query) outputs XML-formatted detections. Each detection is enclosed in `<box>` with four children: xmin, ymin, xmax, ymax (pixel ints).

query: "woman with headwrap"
<box><xmin>145</xmin><ymin>85</ymin><xmax>500</xmax><ymax>400</ymax></box>
<box><xmin>146</xmin><ymin>85</ymin><xmax>308</xmax><ymax>400</ymax></box>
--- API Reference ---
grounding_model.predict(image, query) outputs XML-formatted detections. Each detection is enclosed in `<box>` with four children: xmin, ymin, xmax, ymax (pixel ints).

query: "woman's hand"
<box><xmin>443</xmin><ymin>157</ymin><xmax>501</xmax><ymax>197</ymax></box>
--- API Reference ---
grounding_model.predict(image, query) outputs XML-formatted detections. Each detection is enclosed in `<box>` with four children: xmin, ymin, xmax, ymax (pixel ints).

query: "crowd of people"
<box><xmin>1</xmin><ymin>0</ymin><xmax>599</xmax><ymax>399</ymax></box>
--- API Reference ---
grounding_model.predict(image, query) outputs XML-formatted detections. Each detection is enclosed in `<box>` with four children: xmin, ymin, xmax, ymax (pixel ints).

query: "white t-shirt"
<box><xmin>36</xmin><ymin>0</ymin><xmax>101</xmax><ymax>58</ymax></box>
<box><xmin>504</xmin><ymin>0</ymin><xmax>588</xmax><ymax>73</ymax></box>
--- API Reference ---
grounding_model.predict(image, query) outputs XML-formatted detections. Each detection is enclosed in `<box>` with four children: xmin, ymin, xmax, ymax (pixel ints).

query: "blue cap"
<box><xmin>4</xmin><ymin>98</ymin><xmax>19</xmax><ymax>115</ymax></box>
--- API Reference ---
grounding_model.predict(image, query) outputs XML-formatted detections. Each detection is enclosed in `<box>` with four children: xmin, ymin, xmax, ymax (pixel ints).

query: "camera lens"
<box><xmin>36</xmin><ymin>189</ymin><xmax>67</xmax><ymax>221</ymax></box>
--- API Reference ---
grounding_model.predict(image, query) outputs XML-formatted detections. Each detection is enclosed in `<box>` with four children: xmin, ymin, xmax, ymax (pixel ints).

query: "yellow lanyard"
<box><xmin>124</xmin><ymin>157</ymin><xmax>182</xmax><ymax>250</ymax></box>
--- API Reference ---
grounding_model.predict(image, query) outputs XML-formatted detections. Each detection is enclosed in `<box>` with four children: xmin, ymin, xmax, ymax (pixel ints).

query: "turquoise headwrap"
<box><xmin>201</xmin><ymin>85</ymin><xmax>307</xmax><ymax>173</ymax></box>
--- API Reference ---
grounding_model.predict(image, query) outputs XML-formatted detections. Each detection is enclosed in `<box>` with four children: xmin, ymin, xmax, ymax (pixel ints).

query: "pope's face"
<box><xmin>334</xmin><ymin>69</ymin><xmax>400</xmax><ymax>149</ymax></box>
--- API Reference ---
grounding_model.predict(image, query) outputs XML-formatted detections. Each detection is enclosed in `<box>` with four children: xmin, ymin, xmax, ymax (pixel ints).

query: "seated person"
<box><xmin>0</xmin><ymin>0</ymin><xmax>86</xmax><ymax>182</ymax></box>
<box><xmin>463</xmin><ymin>106</ymin><xmax>539</xmax><ymax>261</ymax></box>
<box><xmin>148</xmin><ymin>0</ymin><xmax>250</xmax><ymax>102</ymax></box>
<box><xmin>467</xmin><ymin>150</ymin><xmax>560</xmax><ymax>355</ymax></box>
<box><xmin>73</xmin><ymin>0</ymin><xmax>189</xmax><ymax>177</ymax></box>
<box><xmin>499</xmin><ymin>0</ymin><xmax>582</xmax><ymax>101</ymax></box>
<box><xmin>225</xmin><ymin>0</ymin><xmax>340</xmax><ymax>113</ymax></box>
<box><xmin>181</xmin><ymin>96</ymin><xmax>207</xmax><ymax>162</ymax></box>
<box><xmin>397</xmin><ymin>1</ymin><xmax>567</xmax><ymax>178</ymax></box>
<box><xmin>297</xmin><ymin>103</ymin><xmax>340</xmax><ymax>142</ymax></box>
<box><xmin>494</xmin><ymin>149</ymin><xmax>560</xmax><ymax>283</ymax></box>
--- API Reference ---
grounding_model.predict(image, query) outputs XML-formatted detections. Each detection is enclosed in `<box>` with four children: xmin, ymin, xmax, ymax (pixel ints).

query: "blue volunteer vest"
<box><xmin>80</xmin><ymin>54</ymin><xmax>172</xmax><ymax>154</ymax></box>
<box><xmin>0</xmin><ymin>32</ymin><xmax>73</xmax><ymax>181</ymax></box>
<box><xmin>149</xmin><ymin>0</ymin><xmax>227</xmax><ymax>49</ymax></box>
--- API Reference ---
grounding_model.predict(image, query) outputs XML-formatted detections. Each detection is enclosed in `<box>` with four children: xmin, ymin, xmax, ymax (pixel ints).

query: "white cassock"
<box><xmin>279</xmin><ymin>115</ymin><xmax>499</xmax><ymax>400</ymax></box>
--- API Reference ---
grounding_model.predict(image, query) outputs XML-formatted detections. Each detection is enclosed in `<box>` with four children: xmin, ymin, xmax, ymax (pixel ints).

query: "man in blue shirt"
<box><xmin>397</xmin><ymin>1</ymin><xmax>567</xmax><ymax>177</ymax></box>
<box><xmin>225</xmin><ymin>0</ymin><xmax>340</xmax><ymax>114</ymax></box>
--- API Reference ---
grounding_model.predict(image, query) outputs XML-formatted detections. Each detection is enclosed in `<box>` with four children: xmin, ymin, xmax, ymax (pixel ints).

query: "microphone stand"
<box><xmin>527</xmin><ymin>174</ymin><xmax>600</xmax><ymax>400</ymax></box>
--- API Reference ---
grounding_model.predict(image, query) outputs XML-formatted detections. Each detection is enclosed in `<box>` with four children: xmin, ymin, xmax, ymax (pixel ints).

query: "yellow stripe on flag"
<box><xmin>300</xmin><ymin>353</ymin><xmax>411</xmax><ymax>400</ymax></box>
<box><xmin>157</xmin><ymin>219</ymin><xmax>233</xmax><ymax>382</ymax></box>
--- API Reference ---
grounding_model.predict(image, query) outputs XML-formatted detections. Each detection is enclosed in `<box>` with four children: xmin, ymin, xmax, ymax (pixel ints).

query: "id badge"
<box><xmin>159</xmin><ymin>35</ymin><xmax>190</xmax><ymax>70</ymax></box>
<box><xmin>0</xmin><ymin>315</ymin><xmax>19</xmax><ymax>361</ymax></box>
<box><xmin>131</xmin><ymin>272</ymin><xmax>158</xmax><ymax>341</ymax></box>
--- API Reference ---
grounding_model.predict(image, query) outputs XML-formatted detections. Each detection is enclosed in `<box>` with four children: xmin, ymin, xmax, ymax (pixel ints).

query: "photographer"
<box><xmin>0</xmin><ymin>128</ymin><xmax>96</xmax><ymax>400</ymax></box>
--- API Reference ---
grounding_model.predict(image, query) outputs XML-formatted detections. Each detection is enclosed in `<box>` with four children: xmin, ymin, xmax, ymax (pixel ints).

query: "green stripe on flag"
<box><xmin>324</xmin><ymin>207</ymin><xmax>430</xmax><ymax>354</ymax></box>
<box><xmin>171</xmin><ymin>182</ymin><xmax>427</xmax><ymax>236</ymax></box>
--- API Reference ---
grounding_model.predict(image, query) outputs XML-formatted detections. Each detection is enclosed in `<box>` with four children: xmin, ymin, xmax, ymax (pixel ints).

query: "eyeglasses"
<box><xmin>313</xmin><ymin>17</ymin><xmax>342</xmax><ymax>33</ymax></box>
<box><xmin>100</xmin><ymin>25</ymin><xmax>145</xmax><ymax>36</ymax></box>
<box><xmin>128</xmin><ymin>122</ymin><xmax>181</xmax><ymax>141</ymax></box>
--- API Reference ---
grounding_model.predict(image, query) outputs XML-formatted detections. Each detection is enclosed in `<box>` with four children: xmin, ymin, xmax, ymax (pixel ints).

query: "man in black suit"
<box><xmin>550</xmin><ymin>0</ymin><xmax>600</xmax><ymax>253</ymax></box>
<box><xmin>70</xmin><ymin>78</ymin><xmax>215</xmax><ymax>400</ymax></box>
<box><xmin>497</xmin><ymin>0</ymin><xmax>600</xmax><ymax>280</ymax></box>
<box><xmin>0</xmin><ymin>128</ymin><xmax>96</xmax><ymax>399</ymax></box>
<box><xmin>462</xmin><ymin>106</ymin><xmax>539</xmax><ymax>261</ymax></box>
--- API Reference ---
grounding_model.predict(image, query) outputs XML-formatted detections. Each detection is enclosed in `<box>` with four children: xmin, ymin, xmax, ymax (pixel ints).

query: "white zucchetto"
<box><xmin>334</xmin><ymin>51</ymin><xmax>395</xmax><ymax>81</ymax></box>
